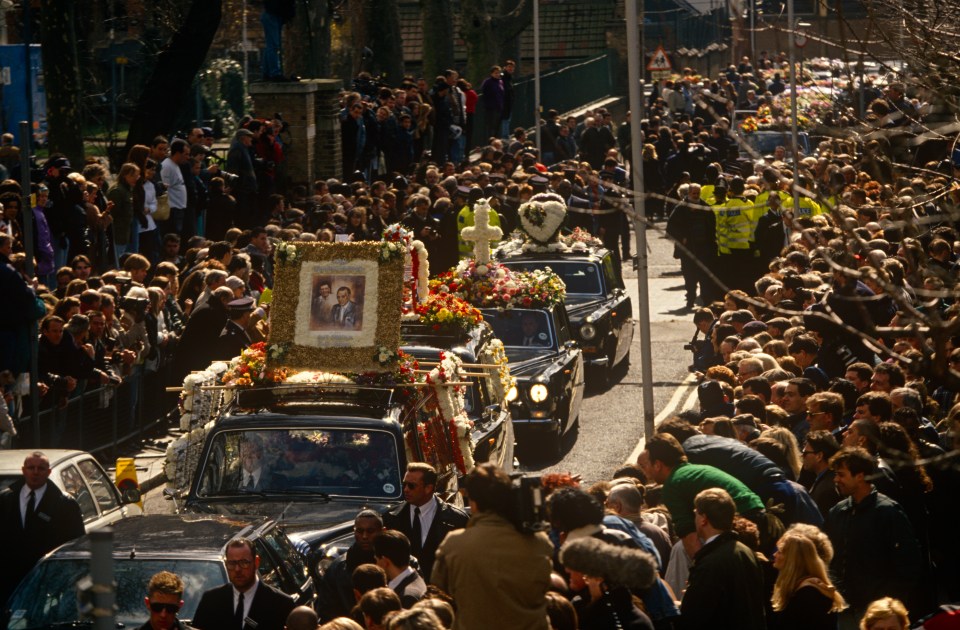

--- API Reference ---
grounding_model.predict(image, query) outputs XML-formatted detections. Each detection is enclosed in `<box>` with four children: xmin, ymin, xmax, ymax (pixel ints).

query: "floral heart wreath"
<box><xmin>518</xmin><ymin>192</ymin><xmax>568</xmax><ymax>245</ymax></box>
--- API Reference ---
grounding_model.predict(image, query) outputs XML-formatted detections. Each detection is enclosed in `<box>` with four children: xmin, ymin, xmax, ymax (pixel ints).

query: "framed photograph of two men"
<box><xmin>269</xmin><ymin>241</ymin><xmax>404</xmax><ymax>373</ymax></box>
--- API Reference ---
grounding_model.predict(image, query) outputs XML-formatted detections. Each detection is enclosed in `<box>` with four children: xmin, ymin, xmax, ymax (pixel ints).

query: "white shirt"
<box><xmin>160</xmin><ymin>158</ymin><xmax>187</xmax><ymax>209</ymax></box>
<box><xmin>142</xmin><ymin>180</ymin><xmax>158</xmax><ymax>232</ymax></box>
<box><xmin>20</xmin><ymin>483</ymin><xmax>47</xmax><ymax>527</ymax></box>
<box><xmin>241</xmin><ymin>470</ymin><xmax>261</xmax><ymax>489</ymax></box>
<box><xmin>410</xmin><ymin>496</ymin><xmax>438</xmax><ymax>547</ymax></box>
<box><xmin>388</xmin><ymin>566</ymin><xmax>417</xmax><ymax>591</ymax></box>
<box><xmin>232</xmin><ymin>578</ymin><xmax>259</xmax><ymax>621</ymax></box>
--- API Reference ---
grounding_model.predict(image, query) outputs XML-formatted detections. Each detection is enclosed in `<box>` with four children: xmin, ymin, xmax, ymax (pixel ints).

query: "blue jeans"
<box><xmin>261</xmin><ymin>11</ymin><xmax>283</xmax><ymax>79</ymax></box>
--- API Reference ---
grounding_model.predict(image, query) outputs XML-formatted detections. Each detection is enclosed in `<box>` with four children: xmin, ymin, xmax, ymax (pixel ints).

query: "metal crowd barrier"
<box><xmin>13</xmin><ymin>365</ymin><xmax>177</xmax><ymax>460</ymax></box>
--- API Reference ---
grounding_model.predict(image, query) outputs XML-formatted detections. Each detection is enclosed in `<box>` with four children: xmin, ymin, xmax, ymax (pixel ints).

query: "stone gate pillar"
<box><xmin>249</xmin><ymin>78</ymin><xmax>343</xmax><ymax>184</ymax></box>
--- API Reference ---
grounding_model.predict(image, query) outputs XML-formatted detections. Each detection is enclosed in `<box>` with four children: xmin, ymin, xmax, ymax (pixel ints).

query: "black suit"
<box><xmin>393</xmin><ymin>570</ymin><xmax>427</xmax><ymax>608</ymax></box>
<box><xmin>216</xmin><ymin>320</ymin><xmax>252</xmax><ymax>361</ymax></box>
<box><xmin>809</xmin><ymin>469</ymin><xmax>842</xmax><ymax>519</ymax></box>
<box><xmin>191</xmin><ymin>581</ymin><xmax>294</xmax><ymax>630</ymax></box>
<box><xmin>172</xmin><ymin>300</ymin><xmax>227</xmax><ymax>383</ymax></box>
<box><xmin>383</xmin><ymin>497</ymin><xmax>468</xmax><ymax>582</ymax></box>
<box><xmin>0</xmin><ymin>479</ymin><xmax>85</xmax><ymax>606</ymax></box>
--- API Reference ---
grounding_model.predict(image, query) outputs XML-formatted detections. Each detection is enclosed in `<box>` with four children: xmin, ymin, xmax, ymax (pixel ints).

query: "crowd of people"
<box><xmin>2</xmin><ymin>50</ymin><xmax>960</xmax><ymax>629</ymax></box>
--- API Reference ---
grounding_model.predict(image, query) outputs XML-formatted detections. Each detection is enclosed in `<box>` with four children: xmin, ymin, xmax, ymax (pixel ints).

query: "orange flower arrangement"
<box><xmin>222</xmin><ymin>342</ymin><xmax>289</xmax><ymax>388</ymax></box>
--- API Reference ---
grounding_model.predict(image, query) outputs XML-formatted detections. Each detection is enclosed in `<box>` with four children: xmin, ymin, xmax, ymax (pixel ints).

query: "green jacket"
<box><xmin>107</xmin><ymin>179</ymin><xmax>135</xmax><ymax>245</ymax></box>
<box><xmin>663</xmin><ymin>462</ymin><xmax>765</xmax><ymax>537</ymax></box>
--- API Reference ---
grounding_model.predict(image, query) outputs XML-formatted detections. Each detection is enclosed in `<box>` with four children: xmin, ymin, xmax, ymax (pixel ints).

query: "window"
<box><xmin>481</xmin><ymin>308</ymin><xmax>555</xmax><ymax>348</ymax></box>
<box><xmin>262</xmin><ymin>529</ymin><xmax>310</xmax><ymax>590</ymax></box>
<box><xmin>58</xmin><ymin>465</ymin><xmax>98</xmax><ymax>522</ymax></box>
<box><xmin>77</xmin><ymin>459</ymin><xmax>120</xmax><ymax>515</ymax></box>
<box><xmin>201</xmin><ymin>428</ymin><xmax>402</xmax><ymax>499</ymax></box>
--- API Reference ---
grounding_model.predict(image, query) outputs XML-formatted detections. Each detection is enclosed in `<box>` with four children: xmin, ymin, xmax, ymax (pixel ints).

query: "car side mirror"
<box><xmin>564</xmin><ymin>340</ymin><xmax>578</xmax><ymax>351</ymax></box>
<box><xmin>121</xmin><ymin>487</ymin><xmax>142</xmax><ymax>504</ymax></box>
<box><xmin>484</xmin><ymin>403</ymin><xmax>501</xmax><ymax>418</ymax></box>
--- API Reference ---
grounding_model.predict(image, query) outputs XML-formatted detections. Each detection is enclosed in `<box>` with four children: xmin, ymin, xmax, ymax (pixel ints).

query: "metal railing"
<box><xmin>13</xmin><ymin>366</ymin><xmax>176</xmax><ymax>459</ymax></box>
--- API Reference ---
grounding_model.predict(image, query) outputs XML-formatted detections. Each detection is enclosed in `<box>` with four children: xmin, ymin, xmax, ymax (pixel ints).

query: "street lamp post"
<box><xmin>787</xmin><ymin>1</ymin><xmax>800</xmax><ymax>209</ymax></box>
<box><xmin>625</xmin><ymin>0</ymin><xmax>655</xmax><ymax>443</ymax></box>
<box><xmin>533</xmin><ymin>0</ymin><xmax>541</xmax><ymax>157</ymax></box>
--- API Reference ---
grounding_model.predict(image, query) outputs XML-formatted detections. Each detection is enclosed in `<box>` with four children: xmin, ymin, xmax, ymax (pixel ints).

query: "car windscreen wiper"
<box><xmin>268</xmin><ymin>488</ymin><xmax>332</xmax><ymax>500</ymax></box>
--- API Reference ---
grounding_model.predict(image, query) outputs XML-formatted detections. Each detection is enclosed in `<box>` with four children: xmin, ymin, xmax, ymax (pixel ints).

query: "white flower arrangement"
<box><xmin>517</xmin><ymin>193</ymin><xmax>567</xmax><ymax>244</ymax></box>
<box><xmin>375</xmin><ymin>346</ymin><xmax>398</xmax><ymax>365</ymax></box>
<box><xmin>481</xmin><ymin>339</ymin><xmax>515</xmax><ymax>402</ymax></box>
<box><xmin>267</xmin><ymin>343</ymin><xmax>289</xmax><ymax>361</ymax></box>
<box><xmin>380</xmin><ymin>239</ymin><xmax>406</xmax><ymax>262</ymax></box>
<box><xmin>275</xmin><ymin>242</ymin><xmax>300</xmax><ymax>266</ymax></box>
<box><xmin>179</xmin><ymin>369</ymin><xmax>223</xmax><ymax>431</ymax></box>
<box><xmin>427</xmin><ymin>352</ymin><xmax>475</xmax><ymax>472</ymax></box>
<box><xmin>410</xmin><ymin>239</ymin><xmax>430</xmax><ymax>302</ymax></box>
<box><xmin>284</xmin><ymin>371</ymin><xmax>354</xmax><ymax>385</ymax></box>
<box><xmin>164</xmin><ymin>422</ymin><xmax>212</xmax><ymax>493</ymax></box>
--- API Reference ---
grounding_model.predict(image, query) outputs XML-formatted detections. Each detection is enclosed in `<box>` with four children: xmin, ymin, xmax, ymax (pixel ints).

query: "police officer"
<box><xmin>715</xmin><ymin>176</ymin><xmax>760</xmax><ymax>293</ymax></box>
<box><xmin>217</xmin><ymin>296</ymin><xmax>255</xmax><ymax>359</ymax></box>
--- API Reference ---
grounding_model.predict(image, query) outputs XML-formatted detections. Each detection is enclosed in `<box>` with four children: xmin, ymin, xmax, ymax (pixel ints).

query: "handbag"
<box><xmin>154</xmin><ymin>192</ymin><xmax>171</xmax><ymax>222</ymax></box>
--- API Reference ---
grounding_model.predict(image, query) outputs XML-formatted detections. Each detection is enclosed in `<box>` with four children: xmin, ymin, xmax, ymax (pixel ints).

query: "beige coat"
<box><xmin>432</xmin><ymin>511</ymin><xmax>553</xmax><ymax>630</ymax></box>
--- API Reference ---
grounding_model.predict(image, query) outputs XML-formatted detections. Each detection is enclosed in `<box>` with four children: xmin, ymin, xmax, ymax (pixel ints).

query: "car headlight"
<box><xmin>580</xmin><ymin>323</ymin><xmax>597</xmax><ymax>340</ymax></box>
<box><xmin>505</xmin><ymin>386</ymin><xmax>518</xmax><ymax>402</ymax></box>
<box><xmin>529</xmin><ymin>384</ymin><xmax>549</xmax><ymax>403</ymax></box>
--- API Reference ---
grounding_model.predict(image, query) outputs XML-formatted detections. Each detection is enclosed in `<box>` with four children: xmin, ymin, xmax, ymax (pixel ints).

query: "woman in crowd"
<box><xmin>771</xmin><ymin>531</ymin><xmax>846</xmax><ymax>629</ymax></box>
<box><xmin>106</xmin><ymin>162</ymin><xmax>140</xmax><ymax>260</ymax></box>
<box><xmin>859</xmin><ymin>598</ymin><xmax>909</xmax><ymax>630</ymax></box>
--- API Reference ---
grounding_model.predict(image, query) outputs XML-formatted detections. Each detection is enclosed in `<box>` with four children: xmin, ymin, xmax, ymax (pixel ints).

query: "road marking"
<box><xmin>626</xmin><ymin>373</ymin><xmax>698</xmax><ymax>464</ymax></box>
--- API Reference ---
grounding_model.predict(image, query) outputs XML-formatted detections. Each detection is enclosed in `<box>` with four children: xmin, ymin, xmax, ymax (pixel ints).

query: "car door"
<box><xmin>601</xmin><ymin>253</ymin><xmax>634</xmax><ymax>366</ymax></box>
<box><xmin>57</xmin><ymin>464</ymin><xmax>101</xmax><ymax>528</ymax></box>
<box><xmin>76</xmin><ymin>457</ymin><xmax>139</xmax><ymax>526</ymax></box>
<box><xmin>553</xmin><ymin>306</ymin><xmax>585</xmax><ymax>422</ymax></box>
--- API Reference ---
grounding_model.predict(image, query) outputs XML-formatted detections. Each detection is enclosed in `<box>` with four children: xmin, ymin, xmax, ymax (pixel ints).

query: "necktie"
<box><xmin>245</xmin><ymin>475</ymin><xmax>254</xmax><ymax>490</ymax></box>
<box><xmin>235</xmin><ymin>592</ymin><xmax>245</xmax><ymax>630</ymax></box>
<box><xmin>524</xmin><ymin>337</ymin><xmax>532</xmax><ymax>346</ymax></box>
<box><xmin>411</xmin><ymin>506</ymin><xmax>423</xmax><ymax>555</ymax></box>
<box><xmin>25</xmin><ymin>490</ymin><xmax>35</xmax><ymax>527</ymax></box>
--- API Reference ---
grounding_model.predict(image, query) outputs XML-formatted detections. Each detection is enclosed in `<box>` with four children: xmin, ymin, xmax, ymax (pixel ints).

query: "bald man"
<box><xmin>284</xmin><ymin>606</ymin><xmax>318</xmax><ymax>630</ymax></box>
<box><xmin>604</xmin><ymin>482</ymin><xmax>673</xmax><ymax>566</ymax></box>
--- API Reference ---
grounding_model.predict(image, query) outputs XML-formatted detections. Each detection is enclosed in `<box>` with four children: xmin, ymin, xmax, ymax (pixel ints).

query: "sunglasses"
<box><xmin>402</xmin><ymin>481</ymin><xmax>419</xmax><ymax>489</ymax></box>
<box><xmin>149</xmin><ymin>603</ymin><xmax>180</xmax><ymax>614</ymax></box>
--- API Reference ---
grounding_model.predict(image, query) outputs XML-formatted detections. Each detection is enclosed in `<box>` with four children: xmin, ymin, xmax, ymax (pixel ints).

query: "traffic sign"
<box><xmin>647</xmin><ymin>46</ymin><xmax>672</xmax><ymax>72</ymax></box>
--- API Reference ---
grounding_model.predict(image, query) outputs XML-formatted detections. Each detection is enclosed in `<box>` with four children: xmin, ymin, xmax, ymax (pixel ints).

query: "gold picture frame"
<box><xmin>268</xmin><ymin>241</ymin><xmax>404</xmax><ymax>372</ymax></box>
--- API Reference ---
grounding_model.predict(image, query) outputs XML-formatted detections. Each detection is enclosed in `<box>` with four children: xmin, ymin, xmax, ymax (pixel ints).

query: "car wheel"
<box><xmin>498</xmin><ymin>418</ymin><xmax>516</xmax><ymax>473</ymax></box>
<box><xmin>542</xmin><ymin>423</ymin><xmax>564</xmax><ymax>461</ymax></box>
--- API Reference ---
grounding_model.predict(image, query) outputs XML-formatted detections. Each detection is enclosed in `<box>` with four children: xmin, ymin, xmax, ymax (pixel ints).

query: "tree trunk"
<box><xmin>39</xmin><ymin>0</ymin><xmax>84</xmax><ymax>166</ymax></box>
<box><xmin>461</xmin><ymin>0</ymin><xmax>531</xmax><ymax>85</ymax></box>
<box><xmin>421</xmin><ymin>0</ymin><xmax>454</xmax><ymax>81</ymax></box>
<box><xmin>287</xmin><ymin>0</ymin><xmax>331</xmax><ymax>78</ymax></box>
<box><xmin>123</xmin><ymin>0</ymin><xmax>222</xmax><ymax>156</ymax></box>
<box><xmin>363</xmin><ymin>0</ymin><xmax>404</xmax><ymax>85</ymax></box>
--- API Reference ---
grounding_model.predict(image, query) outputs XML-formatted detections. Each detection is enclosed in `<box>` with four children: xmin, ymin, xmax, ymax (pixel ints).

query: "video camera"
<box><xmin>119</xmin><ymin>295</ymin><xmax>149</xmax><ymax>320</ymax></box>
<box><xmin>509</xmin><ymin>473</ymin><xmax>549</xmax><ymax>534</ymax></box>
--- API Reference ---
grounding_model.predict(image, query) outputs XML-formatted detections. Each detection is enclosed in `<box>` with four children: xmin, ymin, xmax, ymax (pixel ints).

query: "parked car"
<box><xmin>479</xmin><ymin>304</ymin><xmax>585</xmax><ymax>457</ymax></box>
<box><xmin>401</xmin><ymin>319</ymin><xmax>515</xmax><ymax>471</ymax></box>
<box><xmin>0</xmin><ymin>449</ymin><xmax>142</xmax><ymax>531</ymax></box>
<box><xmin>497</xmin><ymin>246</ymin><xmax>634</xmax><ymax>385</ymax></box>
<box><xmin>2</xmin><ymin>514</ymin><xmax>314</xmax><ymax>629</ymax></box>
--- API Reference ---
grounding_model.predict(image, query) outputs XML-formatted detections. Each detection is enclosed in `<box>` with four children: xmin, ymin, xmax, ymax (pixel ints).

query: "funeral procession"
<box><xmin>3</xmin><ymin>0</ymin><xmax>960</xmax><ymax>628</ymax></box>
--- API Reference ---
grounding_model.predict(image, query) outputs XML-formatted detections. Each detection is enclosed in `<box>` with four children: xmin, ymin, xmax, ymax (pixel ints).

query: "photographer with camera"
<box><xmin>431</xmin><ymin>463</ymin><xmax>553</xmax><ymax>629</ymax></box>
<box><xmin>546</xmin><ymin>487</ymin><xmax>680</xmax><ymax>629</ymax></box>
